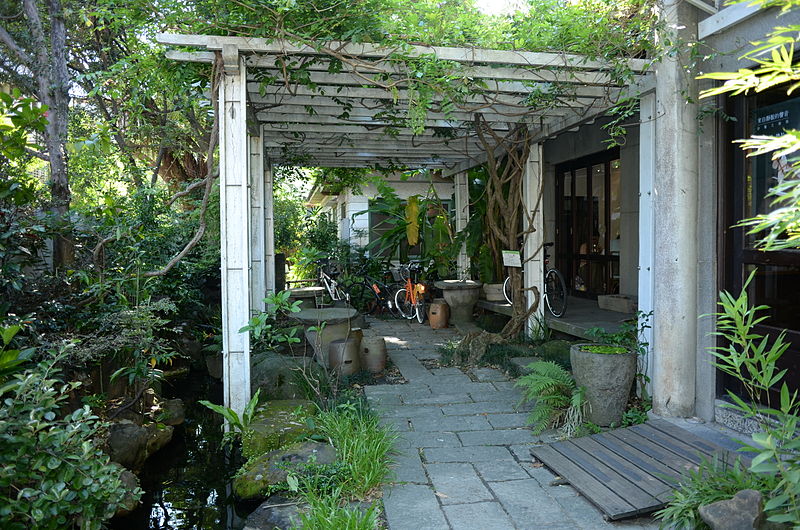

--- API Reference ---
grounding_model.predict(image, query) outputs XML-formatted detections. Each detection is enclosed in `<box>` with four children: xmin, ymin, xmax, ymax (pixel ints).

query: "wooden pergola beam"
<box><xmin>157</xmin><ymin>34</ymin><xmax>650</xmax><ymax>72</ymax></box>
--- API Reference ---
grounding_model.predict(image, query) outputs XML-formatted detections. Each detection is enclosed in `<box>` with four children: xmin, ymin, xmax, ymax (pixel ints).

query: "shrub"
<box><xmin>515</xmin><ymin>360</ymin><xmax>586</xmax><ymax>437</ymax></box>
<box><xmin>0</xmin><ymin>352</ymin><xmax>139</xmax><ymax>529</ymax></box>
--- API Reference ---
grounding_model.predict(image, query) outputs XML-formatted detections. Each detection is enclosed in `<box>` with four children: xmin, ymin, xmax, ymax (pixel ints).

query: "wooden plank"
<box><xmin>646</xmin><ymin>419</ymin><xmax>748</xmax><ymax>463</ymax></box>
<box><xmin>531</xmin><ymin>444</ymin><xmax>638</xmax><ymax>519</ymax></box>
<box><xmin>550</xmin><ymin>440</ymin><xmax>660</xmax><ymax>509</ymax></box>
<box><xmin>592</xmin><ymin>431</ymin><xmax>685</xmax><ymax>484</ymax></box>
<box><xmin>630</xmin><ymin>424</ymin><xmax>716</xmax><ymax>465</ymax></box>
<box><xmin>573</xmin><ymin>436</ymin><xmax>673</xmax><ymax>502</ymax></box>
<box><xmin>698</xmin><ymin>2</ymin><xmax>763</xmax><ymax>39</ymax></box>
<box><xmin>606</xmin><ymin>428</ymin><xmax>700</xmax><ymax>473</ymax></box>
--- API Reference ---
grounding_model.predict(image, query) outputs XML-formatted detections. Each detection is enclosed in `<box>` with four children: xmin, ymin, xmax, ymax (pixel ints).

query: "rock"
<box><xmin>234</xmin><ymin>441</ymin><xmax>337</xmax><ymax>500</ymax></box>
<box><xmin>107</xmin><ymin>422</ymin><xmax>149</xmax><ymax>470</ymax></box>
<box><xmin>160</xmin><ymin>398</ymin><xmax>185</xmax><ymax>426</ymax></box>
<box><xmin>699</xmin><ymin>489</ymin><xmax>764</xmax><ymax>530</ymax></box>
<box><xmin>206</xmin><ymin>353</ymin><xmax>223</xmax><ymax>379</ymax></box>
<box><xmin>243</xmin><ymin>495</ymin><xmax>309</xmax><ymax>529</ymax></box>
<box><xmin>145</xmin><ymin>423</ymin><xmax>174</xmax><ymax>457</ymax></box>
<box><xmin>533</xmin><ymin>339</ymin><xmax>574</xmax><ymax>369</ymax></box>
<box><xmin>250</xmin><ymin>352</ymin><xmax>323</xmax><ymax>400</ymax></box>
<box><xmin>242</xmin><ymin>399</ymin><xmax>316</xmax><ymax>459</ymax></box>
<box><xmin>115</xmin><ymin>468</ymin><xmax>142</xmax><ymax>517</ymax></box>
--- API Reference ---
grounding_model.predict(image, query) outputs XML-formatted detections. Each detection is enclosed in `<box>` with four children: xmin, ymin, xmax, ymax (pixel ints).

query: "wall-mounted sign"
<box><xmin>502</xmin><ymin>250</ymin><xmax>522</xmax><ymax>268</ymax></box>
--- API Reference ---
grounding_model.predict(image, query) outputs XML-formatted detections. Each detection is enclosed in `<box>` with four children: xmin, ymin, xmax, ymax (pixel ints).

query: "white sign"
<box><xmin>502</xmin><ymin>250</ymin><xmax>522</xmax><ymax>268</ymax></box>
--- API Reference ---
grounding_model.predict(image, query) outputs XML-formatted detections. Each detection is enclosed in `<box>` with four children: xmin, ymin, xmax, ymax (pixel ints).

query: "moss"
<box><xmin>579</xmin><ymin>344</ymin><xmax>628</xmax><ymax>355</ymax></box>
<box><xmin>242</xmin><ymin>399</ymin><xmax>316</xmax><ymax>460</ymax></box>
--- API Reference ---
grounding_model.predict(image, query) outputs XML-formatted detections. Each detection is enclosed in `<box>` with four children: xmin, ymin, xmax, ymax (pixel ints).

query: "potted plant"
<box><xmin>570</xmin><ymin>312</ymin><xmax>651</xmax><ymax>427</ymax></box>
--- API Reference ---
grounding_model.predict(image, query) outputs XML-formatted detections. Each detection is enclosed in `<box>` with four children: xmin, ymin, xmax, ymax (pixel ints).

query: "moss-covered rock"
<box><xmin>251</xmin><ymin>352</ymin><xmax>325</xmax><ymax>400</ymax></box>
<box><xmin>233</xmin><ymin>441</ymin><xmax>337</xmax><ymax>500</ymax></box>
<box><xmin>533</xmin><ymin>339</ymin><xmax>574</xmax><ymax>370</ymax></box>
<box><xmin>242</xmin><ymin>399</ymin><xmax>316</xmax><ymax>459</ymax></box>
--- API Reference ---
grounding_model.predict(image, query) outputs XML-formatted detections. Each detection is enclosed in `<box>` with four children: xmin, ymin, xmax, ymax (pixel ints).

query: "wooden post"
<box><xmin>219</xmin><ymin>54</ymin><xmax>252</xmax><ymax>416</ymax></box>
<box><xmin>638</xmin><ymin>91</ymin><xmax>656</xmax><ymax>391</ymax></box>
<box><xmin>264</xmin><ymin>157</ymin><xmax>276</xmax><ymax>294</ymax></box>
<box><xmin>250</xmin><ymin>128</ymin><xmax>266</xmax><ymax>313</ymax></box>
<box><xmin>523</xmin><ymin>143</ymin><xmax>544</xmax><ymax>334</ymax></box>
<box><xmin>454</xmin><ymin>171</ymin><xmax>470</xmax><ymax>277</ymax></box>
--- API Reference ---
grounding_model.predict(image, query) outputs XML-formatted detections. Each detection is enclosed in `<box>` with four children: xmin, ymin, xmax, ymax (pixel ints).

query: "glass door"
<box><xmin>555</xmin><ymin>149</ymin><xmax>621</xmax><ymax>298</ymax></box>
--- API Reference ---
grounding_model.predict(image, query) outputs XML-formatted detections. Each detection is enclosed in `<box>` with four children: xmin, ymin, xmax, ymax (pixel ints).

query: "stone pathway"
<box><xmin>363</xmin><ymin>318</ymin><xmax>659</xmax><ymax>530</ymax></box>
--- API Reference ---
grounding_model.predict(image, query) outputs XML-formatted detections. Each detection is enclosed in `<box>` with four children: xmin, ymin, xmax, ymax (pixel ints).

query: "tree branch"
<box><xmin>0</xmin><ymin>25</ymin><xmax>31</xmax><ymax>66</ymax></box>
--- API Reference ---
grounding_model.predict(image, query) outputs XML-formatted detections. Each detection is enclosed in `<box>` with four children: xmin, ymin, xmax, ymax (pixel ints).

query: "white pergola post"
<box><xmin>219</xmin><ymin>53</ymin><xmax>252</xmax><ymax>416</ymax></box>
<box><xmin>638</xmin><ymin>91</ymin><xmax>656</xmax><ymax>393</ymax></box>
<box><xmin>454</xmin><ymin>171</ymin><xmax>470</xmax><ymax>277</ymax></box>
<box><xmin>523</xmin><ymin>143</ymin><xmax>544</xmax><ymax>333</ymax></box>
<box><xmin>264</xmin><ymin>160</ymin><xmax>276</xmax><ymax>293</ymax></box>
<box><xmin>250</xmin><ymin>128</ymin><xmax>267</xmax><ymax>312</ymax></box>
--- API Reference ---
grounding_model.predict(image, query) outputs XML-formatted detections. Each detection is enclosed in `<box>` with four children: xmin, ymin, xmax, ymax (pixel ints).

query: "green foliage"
<box><xmin>578</xmin><ymin>344</ymin><xmax>628</xmax><ymax>355</ymax></box>
<box><xmin>239</xmin><ymin>291</ymin><xmax>303</xmax><ymax>354</ymax></box>
<box><xmin>0</xmin><ymin>326</ymin><xmax>34</xmax><ymax>388</ymax></box>
<box><xmin>0</xmin><ymin>353</ymin><xmax>141</xmax><ymax>529</ymax></box>
<box><xmin>656</xmin><ymin>455</ymin><xmax>778</xmax><ymax>530</ymax></box>
<box><xmin>274</xmin><ymin>186</ymin><xmax>308</xmax><ymax>256</ymax></box>
<box><xmin>0</xmin><ymin>90</ymin><xmax>47</xmax><ymax>161</ymax></box>
<box><xmin>477</xmin><ymin>244</ymin><xmax>496</xmax><ymax>283</ymax></box>
<box><xmin>313</xmin><ymin>399</ymin><xmax>397</xmax><ymax>498</ymax></box>
<box><xmin>292</xmin><ymin>487</ymin><xmax>379</xmax><ymax>530</ymax></box>
<box><xmin>199</xmin><ymin>388</ymin><xmax>262</xmax><ymax>446</ymax></box>
<box><xmin>698</xmin><ymin>0</ymin><xmax>800</xmax><ymax>251</ymax></box>
<box><xmin>515</xmin><ymin>361</ymin><xmax>586</xmax><ymax>437</ymax></box>
<box><xmin>0</xmin><ymin>175</ymin><xmax>48</xmax><ymax>297</ymax></box>
<box><xmin>707</xmin><ymin>271</ymin><xmax>800</xmax><ymax>524</ymax></box>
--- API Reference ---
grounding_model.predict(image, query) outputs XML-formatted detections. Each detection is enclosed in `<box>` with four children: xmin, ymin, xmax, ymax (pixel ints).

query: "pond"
<box><xmin>110</xmin><ymin>372</ymin><xmax>254</xmax><ymax>530</ymax></box>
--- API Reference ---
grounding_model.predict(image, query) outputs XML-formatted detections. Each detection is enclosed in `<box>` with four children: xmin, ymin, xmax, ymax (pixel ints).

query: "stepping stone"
<box><xmin>472</xmin><ymin>367</ymin><xmax>509</xmax><ymax>382</ymax></box>
<box><xmin>382</xmin><ymin>484</ymin><xmax>448</xmax><ymax>530</ymax></box>
<box><xmin>443</xmin><ymin>502</ymin><xmax>516</xmax><ymax>529</ymax></box>
<box><xmin>426</xmin><ymin>463</ymin><xmax>493</xmax><ymax>505</ymax></box>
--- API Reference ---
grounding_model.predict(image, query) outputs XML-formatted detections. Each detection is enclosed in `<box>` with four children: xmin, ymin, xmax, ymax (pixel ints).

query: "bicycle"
<box><xmin>316</xmin><ymin>259</ymin><xmax>346</xmax><ymax>303</ymax></box>
<box><xmin>345</xmin><ymin>263</ymin><xmax>404</xmax><ymax>317</ymax></box>
<box><xmin>394</xmin><ymin>263</ymin><xmax>427</xmax><ymax>323</ymax></box>
<box><xmin>502</xmin><ymin>243</ymin><xmax>567</xmax><ymax>318</ymax></box>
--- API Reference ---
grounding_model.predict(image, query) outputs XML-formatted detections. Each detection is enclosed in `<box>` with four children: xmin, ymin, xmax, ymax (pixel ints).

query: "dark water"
<box><xmin>110</xmin><ymin>372</ymin><xmax>253</xmax><ymax>530</ymax></box>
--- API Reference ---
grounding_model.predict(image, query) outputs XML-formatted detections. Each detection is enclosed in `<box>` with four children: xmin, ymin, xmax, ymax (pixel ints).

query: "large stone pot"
<box><xmin>569</xmin><ymin>343</ymin><xmax>636</xmax><ymax>427</ymax></box>
<box><xmin>290</xmin><ymin>308</ymin><xmax>358</xmax><ymax>367</ymax></box>
<box><xmin>433</xmin><ymin>280</ymin><xmax>483</xmax><ymax>324</ymax></box>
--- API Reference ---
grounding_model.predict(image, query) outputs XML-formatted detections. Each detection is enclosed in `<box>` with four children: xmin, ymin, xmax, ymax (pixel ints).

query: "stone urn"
<box><xmin>290</xmin><ymin>307</ymin><xmax>358</xmax><ymax>366</ymax></box>
<box><xmin>433</xmin><ymin>280</ymin><xmax>483</xmax><ymax>324</ymax></box>
<box><xmin>569</xmin><ymin>343</ymin><xmax>636</xmax><ymax>427</ymax></box>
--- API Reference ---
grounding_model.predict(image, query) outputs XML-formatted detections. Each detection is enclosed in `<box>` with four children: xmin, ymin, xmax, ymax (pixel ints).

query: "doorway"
<box><xmin>555</xmin><ymin>148</ymin><xmax>622</xmax><ymax>298</ymax></box>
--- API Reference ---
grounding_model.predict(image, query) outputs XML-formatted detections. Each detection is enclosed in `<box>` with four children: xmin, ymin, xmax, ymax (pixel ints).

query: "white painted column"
<box><xmin>638</xmin><ymin>90</ymin><xmax>656</xmax><ymax>395</ymax></box>
<box><xmin>651</xmin><ymin>0</ymin><xmax>699</xmax><ymax>417</ymax></box>
<box><xmin>348</xmin><ymin>193</ymin><xmax>370</xmax><ymax>249</ymax></box>
<box><xmin>454</xmin><ymin>171</ymin><xmax>470</xmax><ymax>278</ymax></box>
<box><xmin>264</xmin><ymin>159</ymin><xmax>276</xmax><ymax>294</ymax></box>
<box><xmin>219</xmin><ymin>55</ymin><xmax>251</xmax><ymax>416</ymax></box>
<box><xmin>523</xmin><ymin>143</ymin><xmax>544</xmax><ymax>332</ymax></box>
<box><xmin>249</xmin><ymin>130</ymin><xmax>266</xmax><ymax>313</ymax></box>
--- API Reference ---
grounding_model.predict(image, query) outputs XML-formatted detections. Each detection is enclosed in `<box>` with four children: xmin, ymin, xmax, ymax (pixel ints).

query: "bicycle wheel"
<box><xmin>383</xmin><ymin>283</ymin><xmax>403</xmax><ymax>318</ymax></box>
<box><xmin>502</xmin><ymin>277</ymin><xmax>513</xmax><ymax>305</ymax></box>
<box><xmin>349</xmin><ymin>282</ymin><xmax>381</xmax><ymax>315</ymax></box>
<box><xmin>414</xmin><ymin>298</ymin><xmax>427</xmax><ymax>324</ymax></box>
<box><xmin>394</xmin><ymin>288</ymin><xmax>414</xmax><ymax>319</ymax></box>
<box><xmin>544</xmin><ymin>268</ymin><xmax>568</xmax><ymax>318</ymax></box>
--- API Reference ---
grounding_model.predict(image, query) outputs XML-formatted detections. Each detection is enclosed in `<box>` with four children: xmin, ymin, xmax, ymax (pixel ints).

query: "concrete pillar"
<box><xmin>219</xmin><ymin>55</ymin><xmax>251</xmax><ymax>416</ymax></box>
<box><xmin>454</xmin><ymin>171</ymin><xmax>470</xmax><ymax>277</ymax></box>
<box><xmin>249</xmin><ymin>131</ymin><xmax>266</xmax><ymax>313</ymax></box>
<box><xmin>523</xmin><ymin>143</ymin><xmax>544</xmax><ymax>332</ymax></box>
<box><xmin>652</xmin><ymin>0</ymin><xmax>699</xmax><ymax>417</ymax></box>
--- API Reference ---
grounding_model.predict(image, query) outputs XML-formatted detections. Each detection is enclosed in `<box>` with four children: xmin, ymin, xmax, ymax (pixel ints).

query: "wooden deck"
<box><xmin>530</xmin><ymin>419</ymin><xmax>746</xmax><ymax>520</ymax></box>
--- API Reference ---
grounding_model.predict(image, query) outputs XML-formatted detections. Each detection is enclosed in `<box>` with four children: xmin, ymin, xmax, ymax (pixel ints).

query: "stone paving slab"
<box><xmin>426</xmin><ymin>463</ymin><xmax>493</xmax><ymax>505</ymax></box>
<box><xmin>364</xmin><ymin>318</ymin><xmax>658</xmax><ymax>530</ymax></box>
<box><xmin>443</xmin><ymin>502</ymin><xmax>517</xmax><ymax>530</ymax></box>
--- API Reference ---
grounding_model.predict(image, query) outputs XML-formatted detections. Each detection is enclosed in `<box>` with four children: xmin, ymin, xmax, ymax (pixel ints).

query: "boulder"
<box><xmin>206</xmin><ymin>353</ymin><xmax>223</xmax><ymax>379</ymax></box>
<box><xmin>234</xmin><ymin>441</ymin><xmax>337</xmax><ymax>500</ymax></box>
<box><xmin>114</xmin><ymin>468</ymin><xmax>142</xmax><ymax>517</ymax></box>
<box><xmin>533</xmin><ymin>339</ymin><xmax>574</xmax><ymax>369</ymax></box>
<box><xmin>699</xmin><ymin>489</ymin><xmax>765</xmax><ymax>530</ymax></box>
<box><xmin>145</xmin><ymin>423</ymin><xmax>174</xmax><ymax>457</ymax></box>
<box><xmin>160</xmin><ymin>398</ymin><xmax>185</xmax><ymax>426</ymax></box>
<box><xmin>242</xmin><ymin>399</ymin><xmax>316</xmax><ymax>459</ymax></box>
<box><xmin>107</xmin><ymin>422</ymin><xmax>149</xmax><ymax>470</ymax></box>
<box><xmin>243</xmin><ymin>495</ymin><xmax>308</xmax><ymax>529</ymax></box>
<box><xmin>250</xmin><ymin>352</ymin><xmax>323</xmax><ymax>400</ymax></box>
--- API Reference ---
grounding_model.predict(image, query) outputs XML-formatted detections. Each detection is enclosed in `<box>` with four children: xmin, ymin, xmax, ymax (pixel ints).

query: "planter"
<box><xmin>428</xmin><ymin>298</ymin><xmax>449</xmax><ymax>329</ymax></box>
<box><xmin>569</xmin><ymin>343</ymin><xmax>636</xmax><ymax>427</ymax></box>
<box><xmin>433</xmin><ymin>280</ymin><xmax>483</xmax><ymax>325</ymax></box>
<box><xmin>482</xmin><ymin>283</ymin><xmax>506</xmax><ymax>302</ymax></box>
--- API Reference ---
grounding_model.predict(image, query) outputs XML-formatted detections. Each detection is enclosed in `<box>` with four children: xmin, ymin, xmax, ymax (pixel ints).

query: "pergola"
<box><xmin>157</xmin><ymin>33</ymin><xmax>650</xmax><ymax>413</ymax></box>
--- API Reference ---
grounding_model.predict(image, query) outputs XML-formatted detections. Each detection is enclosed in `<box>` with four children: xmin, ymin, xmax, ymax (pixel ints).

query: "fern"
<box><xmin>515</xmin><ymin>361</ymin><xmax>587</xmax><ymax>436</ymax></box>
